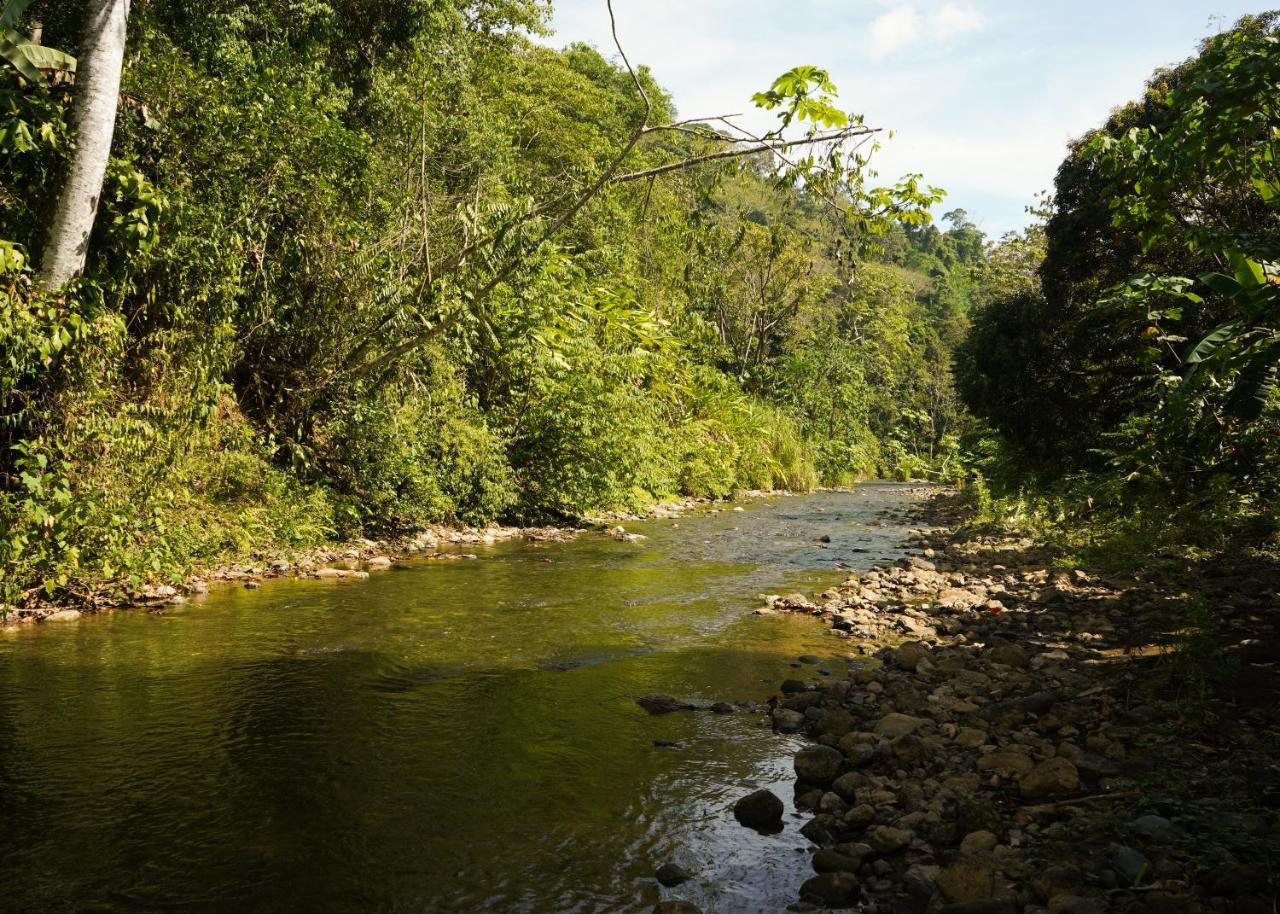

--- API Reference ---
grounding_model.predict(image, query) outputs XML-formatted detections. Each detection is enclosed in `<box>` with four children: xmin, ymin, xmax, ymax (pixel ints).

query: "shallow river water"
<box><xmin>0</xmin><ymin>485</ymin><xmax>922</xmax><ymax>914</ymax></box>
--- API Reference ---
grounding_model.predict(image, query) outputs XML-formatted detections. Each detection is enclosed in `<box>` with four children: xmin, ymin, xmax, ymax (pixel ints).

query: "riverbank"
<box><xmin>720</xmin><ymin>491</ymin><xmax>1278</xmax><ymax>914</ymax></box>
<box><xmin>3</xmin><ymin>490</ymin><xmax>795</xmax><ymax>626</ymax></box>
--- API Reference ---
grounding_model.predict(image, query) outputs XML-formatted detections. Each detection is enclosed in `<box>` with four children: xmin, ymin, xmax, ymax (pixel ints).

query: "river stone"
<box><xmin>800</xmin><ymin>816</ymin><xmax>841</xmax><ymax>847</ymax></box>
<box><xmin>984</xmin><ymin>643</ymin><xmax>1028</xmax><ymax>668</ymax></box>
<box><xmin>976</xmin><ymin>749</ymin><xmax>1035</xmax><ymax>777</ymax></box>
<box><xmin>800</xmin><ymin>872</ymin><xmax>860</xmax><ymax>907</ymax></box>
<box><xmin>655</xmin><ymin>863</ymin><xmax>691</xmax><ymax>887</ymax></box>
<box><xmin>869</xmin><ymin>825</ymin><xmax>912</xmax><ymax>854</ymax></box>
<box><xmin>773</xmin><ymin>708</ymin><xmax>806</xmax><ymax>733</ymax></box>
<box><xmin>812</xmin><ymin>848</ymin><xmax>862</xmax><ymax>873</ymax></box>
<box><xmin>709</xmin><ymin>702</ymin><xmax>736</xmax><ymax>714</ymax></box>
<box><xmin>1047</xmin><ymin>898</ymin><xmax>1107</xmax><ymax>914</ymax></box>
<box><xmin>893</xmin><ymin>642</ymin><xmax>931</xmax><ymax>670</ymax></box>
<box><xmin>638</xmin><ymin>694</ymin><xmax>690</xmax><ymax>715</ymax></box>
<box><xmin>939</xmin><ymin>903</ymin><xmax>1017</xmax><ymax>914</ymax></box>
<box><xmin>795</xmin><ymin>745</ymin><xmax>843</xmax><ymax>784</ymax></box>
<box><xmin>1128</xmin><ymin>814</ymin><xmax>1180</xmax><ymax>844</ymax></box>
<box><xmin>936</xmin><ymin>855</ymin><xmax>996</xmax><ymax>903</ymax></box>
<box><xmin>1019</xmin><ymin>757</ymin><xmax>1080</xmax><ymax>799</ymax></box>
<box><xmin>780</xmin><ymin>678</ymin><xmax>808</xmax><ymax>694</ymax></box>
<box><xmin>960</xmin><ymin>830</ymin><xmax>999</xmax><ymax>854</ymax></box>
<box><xmin>43</xmin><ymin>609</ymin><xmax>82</xmax><ymax>623</ymax></box>
<box><xmin>733</xmin><ymin>789</ymin><xmax>783</xmax><ymax>829</ymax></box>
<box><xmin>1032</xmin><ymin>864</ymin><xmax>1086</xmax><ymax>902</ymax></box>
<box><xmin>1111</xmin><ymin>846</ymin><xmax>1150</xmax><ymax>886</ymax></box>
<box><xmin>874</xmin><ymin>712</ymin><xmax>929</xmax><ymax>739</ymax></box>
<box><xmin>815</xmin><ymin>709</ymin><xmax>858</xmax><ymax>738</ymax></box>
<box><xmin>653</xmin><ymin>902</ymin><xmax>702</xmax><ymax>914</ymax></box>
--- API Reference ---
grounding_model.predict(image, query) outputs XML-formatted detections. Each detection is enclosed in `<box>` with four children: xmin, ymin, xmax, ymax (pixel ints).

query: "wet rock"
<box><xmin>638</xmin><ymin>694</ymin><xmax>691</xmax><ymax>715</ymax></box>
<box><xmin>655</xmin><ymin>863</ymin><xmax>691</xmax><ymax>887</ymax></box>
<box><xmin>709</xmin><ymin>701</ymin><xmax>736</xmax><ymax>714</ymax></box>
<box><xmin>798</xmin><ymin>654</ymin><xmax>823</xmax><ymax>664</ymax></box>
<box><xmin>773</xmin><ymin>709</ymin><xmax>806</xmax><ymax>733</ymax></box>
<box><xmin>780</xmin><ymin>678</ymin><xmax>809</xmax><ymax>694</ymax></box>
<box><xmin>244</xmin><ymin>580</ymin><xmax>261</xmax><ymax>589</ymax></box>
<box><xmin>1018</xmin><ymin>757</ymin><xmax>1079</xmax><ymax>799</ymax></box>
<box><xmin>940</xmin><ymin>903</ymin><xmax>1017</xmax><ymax>914</ymax></box>
<box><xmin>43</xmin><ymin>609</ymin><xmax>82</xmax><ymax>623</ymax></box>
<box><xmin>869</xmin><ymin>825</ymin><xmax>912</xmax><ymax>855</ymax></box>
<box><xmin>733</xmin><ymin>789</ymin><xmax>783</xmax><ymax>830</ymax></box>
<box><xmin>367</xmin><ymin>556</ymin><xmax>393</xmax><ymax>569</ymax></box>
<box><xmin>799</xmin><ymin>872</ymin><xmax>860</xmax><ymax>907</ymax></box>
<box><xmin>795</xmin><ymin>745</ymin><xmax>844</xmax><ymax>785</ymax></box>
<box><xmin>800</xmin><ymin>816</ymin><xmax>841</xmax><ymax>847</ymax></box>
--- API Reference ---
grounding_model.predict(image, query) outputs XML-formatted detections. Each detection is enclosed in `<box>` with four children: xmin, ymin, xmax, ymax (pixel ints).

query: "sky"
<box><xmin>546</xmin><ymin>1</ymin><xmax>1273</xmax><ymax>237</ymax></box>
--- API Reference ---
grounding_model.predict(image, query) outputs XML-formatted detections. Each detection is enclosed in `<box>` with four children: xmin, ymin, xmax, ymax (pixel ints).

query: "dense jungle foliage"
<box><xmin>0</xmin><ymin>0</ymin><xmax>992</xmax><ymax>606</ymax></box>
<box><xmin>956</xmin><ymin>12</ymin><xmax>1280</xmax><ymax>558</ymax></box>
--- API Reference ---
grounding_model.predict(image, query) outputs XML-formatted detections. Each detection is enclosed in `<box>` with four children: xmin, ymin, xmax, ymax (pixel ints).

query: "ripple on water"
<box><xmin>0</xmin><ymin>484</ymin><xmax>922</xmax><ymax>913</ymax></box>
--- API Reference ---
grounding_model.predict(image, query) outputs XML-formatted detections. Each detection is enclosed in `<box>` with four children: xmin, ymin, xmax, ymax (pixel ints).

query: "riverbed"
<box><xmin>0</xmin><ymin>485</ymin><xmax>923</xmax><ymax>914</ymax></box>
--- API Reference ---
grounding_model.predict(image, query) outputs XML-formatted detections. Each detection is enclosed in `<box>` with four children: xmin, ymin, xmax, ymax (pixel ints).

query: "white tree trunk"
<box><xmin>37</xmin><ymin>0</ymin><xmax>129</xmax><ymax>291</ymax></box>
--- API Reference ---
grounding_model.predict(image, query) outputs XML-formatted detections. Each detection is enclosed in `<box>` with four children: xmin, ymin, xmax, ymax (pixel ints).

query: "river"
<box><xmin>0</xmin><ymin>485</ymin><xmax>922</xmax><ymax>914</ymax></box>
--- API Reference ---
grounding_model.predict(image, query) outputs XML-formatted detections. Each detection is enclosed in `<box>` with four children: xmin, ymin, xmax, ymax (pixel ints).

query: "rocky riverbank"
<box><xmin>665</xmin><ymin>491</ymin><xmax>1280</xmax><ymax>914</ymax></box>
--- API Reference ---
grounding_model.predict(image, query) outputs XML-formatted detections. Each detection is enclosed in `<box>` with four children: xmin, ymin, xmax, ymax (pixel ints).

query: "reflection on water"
<box><xmin>0</xmin><ymin>485</ymin><xmax>920</xmax><ymax>914</ymax></box>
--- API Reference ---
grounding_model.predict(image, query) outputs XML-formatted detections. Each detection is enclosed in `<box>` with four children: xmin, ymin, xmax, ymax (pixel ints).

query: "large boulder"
<box><xmin>733</xmin><ymin>789</ymin><xmax>783</xmax><ymax>829</ymax></box>
<box><xmin>874</xmin><ymin>713</ymin><xmax>929</xmax><ymax>739</ymax></box>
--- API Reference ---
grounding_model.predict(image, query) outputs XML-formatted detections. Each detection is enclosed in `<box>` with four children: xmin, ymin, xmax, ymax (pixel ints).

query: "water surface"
<box><xmin>0</xmin><ymin>485</ymin><xmax>921</xmax><ymax>914</ymax></box>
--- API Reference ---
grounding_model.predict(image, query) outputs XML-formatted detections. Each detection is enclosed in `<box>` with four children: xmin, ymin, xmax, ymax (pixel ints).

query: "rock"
<box><xmin>652</xmin><ymin>902</ymin><xmax>702</xmax><ymax>914</ymax></box>
<box><xmin>1018</xmin><ymin>757</ymin><xmax>1079</xmax><ymax>799</ymax></box>
<box><xmin>638</xmin><ymin>694</ymin><xmax>690</xmax><ymax>715</ymax></box>
<box><xmin>798</xmin><ymin>654</ymin><xmax>823</xmax><ymax>664</ymax></box>
<box><xmin>733</xmin><ymin>789</ymin><xmax>783</xmax><ymax>830</ymax></box>
<box><xmin>795</xmin><ymin>746</ymin><xmax>844</xmax><ymax>785</ymax></box>
<box><xmin>874</xmin><ymin>712</ymin><xmax>929</xmax><ymax>739</ymax></box>
<box><xmin>977</xmin><ymin>749</ymin><xmax>1035</xmax><ymax>777</ymax></box>
<box><xmin>773</xmin><ymin>709</ymin><xmax>806</xmax><ymax>733</ymax></box>
<box><xmin>984</xmin><ymin>643</ymin><xmax>1028</xmax><ymax>668</ymax></box>
<box><xmin>43</xmin><ymin>609</ymin><xmax>82</xmax><ymax>623</ymax></box>
<box><xmin>812</xmin><ymin>848</ymin><xmax>862</xmax><ymax>873</ymax></box>
<box><xmin>799</xmin><ymin>872</ymin><xmax>860</xmax><ymax>907</ymax></box>
<box><xmin>959</xmin><ymin>830</ymin><xmax>999</xmax><ymax>854</ymax></box>
<box><xmin>893</xmin><ymin>641</ymin><xmax>931</xmax><ymax>670</ymax></box>
<box><xmin>367</xmin><ymin>556</ymin><xmax>393</xmax><ymax>569</ymax></box>
<box><xmin>936</xmin><ymin>855</ymin><xmax>996</xmax><ymax>903</ymax></box>
<box><xmin>1111</xmin><ymin>845</ymin><xmax>1150</xmax><ymax>886</ymax></box>
<box><xmin>800</xmin><ymin>816</ymin><xmax>840</xmax><ymax>847</ymax></box>
<box><xmin>869</xmin><ymin>825</ymin><xmax>912</xmax><ymax>854</ymax></box>
<box><xmin>937</xmin><ymin>587</ymin><xmax>983</xmax><ymax>609</ymax></box>
<box><xmin>244</xmin><ymin>580</ymin><xmax>261</xmax><ymax>589</ymax></box>
<box><xmin>1032</xmin><ymin>865</ymin><xmax>1086</xmax><ymax>903</ymax></box>
<box><xmin>655</xmin><ymin>863</ymin><xmax>691</xmax><ymax>887</ymax></box>
<box><xmin>780</xmin><ymin>678</ymin><xmax>809</xmax><ymax>694</ymax></box>
<box><xmin>939</xmin><ymin>903</ymin><xmax>1016</xmax><ymax>914</ymax></box>
<box><xmin>1128</xmin><ymin>814</ymin><xmax>1180</xmax><ymax>844</ymax></box>
<box><xmin>1048</xmin><ymin>897</ymin><xmax>1107</xmax><ymax>914</ymax></box>
<box><xmin>709</xmin><ymin>702</ymin><xmax>736</xmax><ymax>714</ymax></box>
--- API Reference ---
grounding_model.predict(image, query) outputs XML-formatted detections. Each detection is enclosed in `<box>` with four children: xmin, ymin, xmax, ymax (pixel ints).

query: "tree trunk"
<box><xmin>37</xmin><ymin>0</ymin><xmax>129</xmax><ymax>291</ymax></box>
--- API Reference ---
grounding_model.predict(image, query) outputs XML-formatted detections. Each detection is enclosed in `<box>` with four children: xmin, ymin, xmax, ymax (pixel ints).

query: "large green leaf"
<box><xmin>0</xmin><ymin>0</ymin><xmax>35</xmax><ymax>32</ymax></box>
<box><xmin>1184</xmin><ymin>317</ymin><xmax>1245</xmax><ymax>366</ymax></box>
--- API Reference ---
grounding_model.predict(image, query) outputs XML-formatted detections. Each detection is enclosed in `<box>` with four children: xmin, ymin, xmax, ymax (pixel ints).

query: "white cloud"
<box><xmin>869</xmin><ymin>2</ymin><xmax>984</xmax><ymax>61</ymax></box>
<box><xmin>869</xmin><ymin>6</ymin><xmax>924</xmax><ymax>61</ymax></box>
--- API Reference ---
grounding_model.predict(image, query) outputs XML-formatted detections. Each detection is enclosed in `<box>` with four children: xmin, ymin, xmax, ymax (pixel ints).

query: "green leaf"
<box><xmin>1184</xmin><ymin>318</ymin><xmax>1244</xmax><ymax>366</ymax></box>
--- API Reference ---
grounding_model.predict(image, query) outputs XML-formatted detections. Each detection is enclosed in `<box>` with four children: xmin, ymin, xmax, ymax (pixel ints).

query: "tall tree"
<box><xmin>38</xmin><ymin>0</ymin><xmax>127</xmax><ymax>290</ymax></box>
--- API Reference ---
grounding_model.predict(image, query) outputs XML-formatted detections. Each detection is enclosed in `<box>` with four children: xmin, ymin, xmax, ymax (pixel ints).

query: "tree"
<box><xmin>38</xmin><ymin>0</ymin><xmax>128</xmax><ymax>290</ymax></box>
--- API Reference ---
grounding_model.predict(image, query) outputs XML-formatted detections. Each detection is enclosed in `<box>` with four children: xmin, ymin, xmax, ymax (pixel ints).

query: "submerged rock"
<box><xmin>799</xmin><ymin>871</ymin><xmax>860</xmax><ymax>907</ymax></box>
<box><xmin>655</xmin><ymin>862</ymin><xmax>691</xmax><ymax>887</ymax></box>
<box><xmin>638</xmin><ymin>694</ymin><xmax>690</xmax><ymax>715</ymax></box>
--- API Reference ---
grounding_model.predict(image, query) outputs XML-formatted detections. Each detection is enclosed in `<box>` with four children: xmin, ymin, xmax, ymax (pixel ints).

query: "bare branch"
<box><xmin>611</xmin><ymin>126</ymin><xmax>879</xmax><ymax>184</ymax></box>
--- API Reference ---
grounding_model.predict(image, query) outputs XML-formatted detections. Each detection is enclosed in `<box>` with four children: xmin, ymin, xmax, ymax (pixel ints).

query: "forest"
<box><xmin>0</xmin><ymin>0</ymin><xmax>999</xmax><ymax>606</ymax></box>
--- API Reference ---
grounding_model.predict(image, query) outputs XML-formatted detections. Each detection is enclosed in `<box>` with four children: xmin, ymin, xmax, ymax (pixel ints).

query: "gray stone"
<box><xmin>1111</xmin><ymin>846</ymin><xmax>1150</xmax><ymax>886</ymax></box>
<box><xmin>655</xmin><ymin>863</ymin><xmax>691</xmax><ymax>887</ymax></box>
<box><xmin>799</xmin><ymin>872</ymin><xmax>860</xmax><ymax>907</ymax></box>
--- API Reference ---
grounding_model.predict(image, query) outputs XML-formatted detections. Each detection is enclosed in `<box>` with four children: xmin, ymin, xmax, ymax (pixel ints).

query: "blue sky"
<box><xmin>547</xmin><ymin>1</ymin><xmax>1272</xmax><ymax>237</ymax></box>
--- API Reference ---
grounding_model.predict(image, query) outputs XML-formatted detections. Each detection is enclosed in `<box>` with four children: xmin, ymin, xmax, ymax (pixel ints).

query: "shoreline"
<box><xmin>711</xmin><ymin>491</ymin><xmax>1279</xmax><ymax>914</ymax></box>
<box><xmin>7</xmin><ymin>486</ymin><xmax>884</xmax><ymax>627</ymax></box>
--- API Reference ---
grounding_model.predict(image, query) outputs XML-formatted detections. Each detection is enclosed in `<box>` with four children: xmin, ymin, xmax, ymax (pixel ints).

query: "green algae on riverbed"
<box><xmin>0</xmin><ymin>485</ymin><xmax>923</xmax><ymax>914</ymax></box>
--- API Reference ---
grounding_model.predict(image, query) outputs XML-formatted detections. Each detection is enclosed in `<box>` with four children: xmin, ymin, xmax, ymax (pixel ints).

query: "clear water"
<box><xmin>0</xmin><ymin>485</ymin><xmax>921</xmax><ymax>914</ymax></box>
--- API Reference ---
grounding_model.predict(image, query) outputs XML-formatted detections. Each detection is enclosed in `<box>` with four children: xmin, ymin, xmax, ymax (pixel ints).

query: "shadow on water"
<box><xmin>0</xmin><ymin>485</ymin><xmax>925</xmax><ymax>914</ymax></box>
